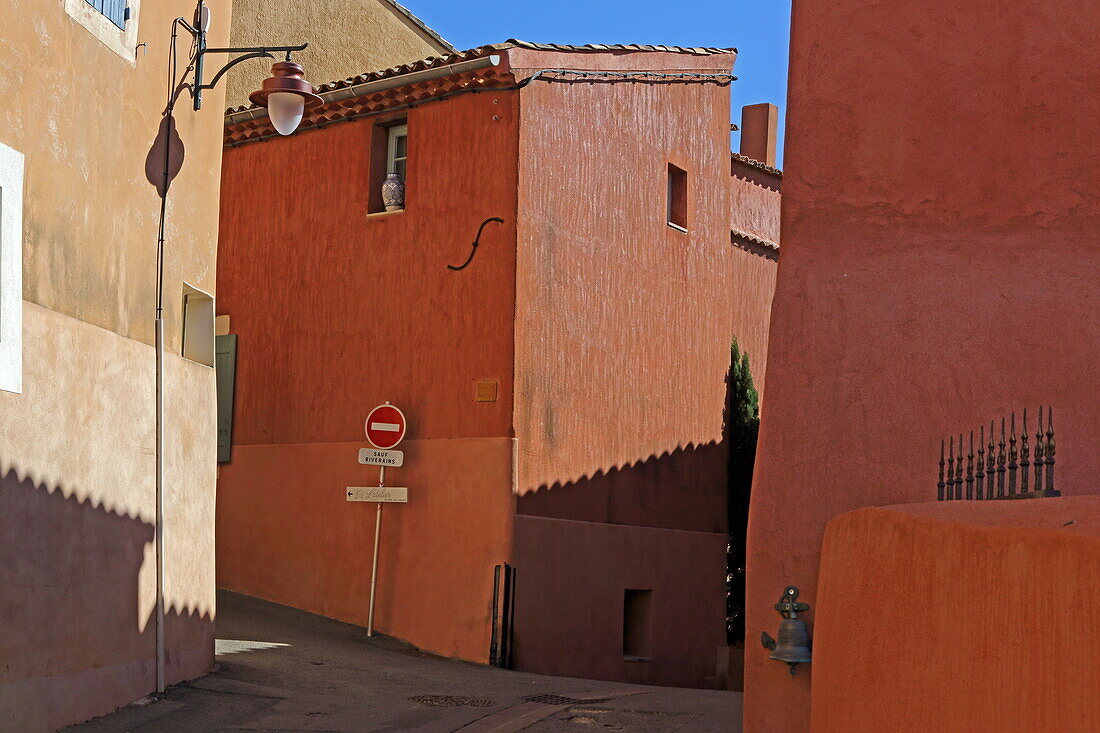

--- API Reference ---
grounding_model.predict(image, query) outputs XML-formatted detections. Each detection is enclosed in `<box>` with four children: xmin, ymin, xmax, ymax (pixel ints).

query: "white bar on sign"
<box><xmin>346</xmin><ymin>486</ymin><xmax>408</xmax><ymax>503</ymax></box>
<box><xmin>358</xmin><ymin>448</ymin><xmax>404</xmax><ymax>467</ymax></box>
<box><xmin>371</xmin><ymin>422</ymin><xmax>401</xmax><ymax>432</ymax></box>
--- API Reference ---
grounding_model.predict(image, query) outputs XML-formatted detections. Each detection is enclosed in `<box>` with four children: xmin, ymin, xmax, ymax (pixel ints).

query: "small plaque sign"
<box><xmin>358</xmin><ymin>448</ymin><xmax>404</xmax><ymax>467</ymax></box>
<box><xmin>476</xmin><ymin>380</ymin><xmax>498</xmax><ymax>403</ymax></box>
<box><xmin>346</xmin><ymin>486</ymin><xmax>408</xmax><ymax>503</ymax></box>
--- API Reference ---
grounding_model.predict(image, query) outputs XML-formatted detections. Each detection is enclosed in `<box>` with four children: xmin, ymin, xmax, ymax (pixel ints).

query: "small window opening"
<box><xmin>623</xmin><ymin>589</ymin><xmax>653</xmax><ymax>660</ymax></box>
<box><xmin>181</xmin><ymin>283</ymin><xmax>215</xmax><ymax>367</ymax></box>
<box><xmin>368</xmin><ymin>120</ymin><xmax>408</xmax><ymax>214</ymax></box>
<box><xmin>667</xmin><ymin>163</ymin><xmax>688</xmax><ymax>231</ymax></box>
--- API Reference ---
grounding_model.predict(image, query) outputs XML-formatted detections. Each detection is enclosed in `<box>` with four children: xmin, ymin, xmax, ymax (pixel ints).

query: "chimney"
<box><xmin>739</xmin><ymin>103</ymin><xmax>778</xmax><ymax>167</ymax></box>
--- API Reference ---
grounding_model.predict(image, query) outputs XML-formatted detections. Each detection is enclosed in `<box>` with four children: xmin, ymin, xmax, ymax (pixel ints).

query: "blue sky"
<box><xmin>400</xmin><ymin>0</ymin><xmax>792</xmax><ymax>167</ymax></box>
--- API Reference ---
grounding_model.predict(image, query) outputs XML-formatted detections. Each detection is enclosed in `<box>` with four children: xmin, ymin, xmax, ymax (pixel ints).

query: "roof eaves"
<box><xmin>731</xmin><ymin>152</ymin><xmax>782</xmax><ymax>176</ymax></box>
<box><xmin>378</xmin><ymin>0</ymin><xmax>457</xmax><ymax>53</ymax></box>
<box><xmin>506</xmin><ymin>39</ymin><xmax>736</xmax><ymax>55</ymax></box>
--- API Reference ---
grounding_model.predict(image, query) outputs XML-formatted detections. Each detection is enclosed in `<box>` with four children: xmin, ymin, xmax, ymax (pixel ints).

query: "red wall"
<box><xmin>746</xmin><ymin>0</ymin><xmax>1100</xmax><ymax>729</ymax></box>
<box><xmin>216</xmin><ymin>89</ymin><xmax>521</xmax><ymax>659</ymax></box>
<box><xmin>812</xmin><ymin>498</ymin><xmax>1100</xmax><ymax>732</ymax></box>
<box><xmin>507</xmin><ymin>49</ymin><xmax>753</xmax><ymax>686</ymax></box>
<box><xmin>513</xmin><ymin>49</ymin><xmax>740</xmax><ymax>527</ymax></box>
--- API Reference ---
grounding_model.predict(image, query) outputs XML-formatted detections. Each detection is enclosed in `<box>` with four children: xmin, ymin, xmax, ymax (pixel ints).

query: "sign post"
<box><xmin>351</xmin><ymin>402</ymin><xmax>408</xmax><ymax>637</ymax></box>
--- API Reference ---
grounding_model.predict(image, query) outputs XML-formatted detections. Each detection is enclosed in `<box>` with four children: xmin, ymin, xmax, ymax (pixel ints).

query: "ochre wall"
<box><xmin>5</xmin><ymin>0</ymin><xmax>226</xmax><ymax>345</ymax></box>
<box><xmin>729</xmin><ymin>162</ymin><xmax>779</xmax><ymax>396</ymax></box>
<box><xmin>1</xmin><ymin>1</ymin><xmax>225</xmax><ymax>727</ymax></box>
<box><xmin>745</xmin><ymin>0</ymin><xmax>1100</xmax><ymax>729</ymax></box>
<box><xmin>216</xmin><ymin>88</ymin><xmax>521</xmax><ymax>659</ymax></box>
<box><xmin>812</xmin><ymin>498</ymin><xmax>1100</xmax><ymax>732</ymax></box>
<box><xmin>226</xmin><ymin>0</ymin><xmax>451</xmax><ymax>109</ymax></box>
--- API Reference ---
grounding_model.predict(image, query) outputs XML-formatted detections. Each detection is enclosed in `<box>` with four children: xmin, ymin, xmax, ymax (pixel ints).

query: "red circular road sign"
<box><xmin>364</xmin><ymin>403</ymin><xmax>407</xmax><ymax>450</ymax></box>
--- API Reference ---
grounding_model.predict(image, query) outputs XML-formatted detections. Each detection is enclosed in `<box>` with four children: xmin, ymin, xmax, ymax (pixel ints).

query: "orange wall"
<box><xmin>216</xmin><ymin>88</ymin><xmax>521</xmax><ymax>658</ymax></box>
<box><xmin>812</xmin><ymin>498</ymin><xmax>1100</xmax><ymax>732</ymax></box>
<box><xmin>217</xmin><ymin>438</ymin><xmax>515</xmax><ymax>660</ymax></box>
<box><xmin>218</xmin><ymin>90</ymin><xmax>520</xmax><ymax>446</ymax></box>
<box><xmin>745</xmin><ymin>0</ymin><xmax>1100</xmax><ymax>729</ymax></box>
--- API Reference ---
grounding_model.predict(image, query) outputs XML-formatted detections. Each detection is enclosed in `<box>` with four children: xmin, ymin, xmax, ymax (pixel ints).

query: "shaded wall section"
<box><xmin>1</xmin><ymin>304</ymin><xmax>216</xmax><ymax>730</ymax></box>
<box><xmin>512</xmin><ymin>515</ymin><xmax>727</xmax><ymax>689</ymax></box>
<box><xmin>812</xmin><ymin>498</ymin><xmax>1100</xmax><ymax>732</ymax></box>
<box><xmin>745</xmin><ymin>0</ymin><xmax>1100</xmax><ymax>729</ymax></box>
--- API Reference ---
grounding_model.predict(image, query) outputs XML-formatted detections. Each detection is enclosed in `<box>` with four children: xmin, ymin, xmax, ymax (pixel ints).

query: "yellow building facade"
<box><xmin>226</xmin><ymin>0</ymin><xmax>453</xmax><ymax>108</ymax></box>
<box><xmin>0</xmin><ymin>0</ymin><xmax>453</xmax><ymax>728</ymax></box>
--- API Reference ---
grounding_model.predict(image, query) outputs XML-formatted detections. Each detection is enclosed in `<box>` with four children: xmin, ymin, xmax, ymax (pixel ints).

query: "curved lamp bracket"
<box><xmin>448</xmin><ymin>217</ymin><xmax>505</xmax><ymax>271</ymax></box>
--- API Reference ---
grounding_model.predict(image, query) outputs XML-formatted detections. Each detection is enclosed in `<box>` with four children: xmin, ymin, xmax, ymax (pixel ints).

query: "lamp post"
<box><xmin>151</xmin><ymin>0</ymin><xmax>321</xmax><ymax>694</ymax></box>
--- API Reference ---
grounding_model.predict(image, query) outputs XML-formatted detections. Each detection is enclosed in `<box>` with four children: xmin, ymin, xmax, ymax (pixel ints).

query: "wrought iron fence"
<box><xmin>937</xmin><ymin>407</ymin><xmax>1058</xmax><ymax>501</ymax></box>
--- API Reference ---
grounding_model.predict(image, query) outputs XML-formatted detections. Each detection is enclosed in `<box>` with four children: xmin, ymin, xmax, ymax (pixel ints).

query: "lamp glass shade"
<box><xmin>268</xmin><ymin>92</ymin><xmax>305</xmax><ymax>136</ymax></box>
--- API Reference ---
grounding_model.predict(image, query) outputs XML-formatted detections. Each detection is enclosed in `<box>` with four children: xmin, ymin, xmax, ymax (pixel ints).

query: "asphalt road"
<box><xmin>69</xmin><ymin>591</ymin><xmax>742</xmax><ymax>732</ymax></box>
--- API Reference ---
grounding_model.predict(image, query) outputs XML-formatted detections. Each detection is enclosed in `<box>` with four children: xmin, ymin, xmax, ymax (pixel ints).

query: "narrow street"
<box><xmin>70</xmin><ymin>592</ymin><xmax>742</xmax><ymax>732</ymax></box>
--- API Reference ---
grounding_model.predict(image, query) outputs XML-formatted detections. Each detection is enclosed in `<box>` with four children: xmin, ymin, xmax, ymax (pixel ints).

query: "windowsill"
<box><xmin>366</xmin><ymin>208</ymin><xmax>406</xmax><ymax>219</ymax></box>
<box><xmin>623</xmin><ymin>655</ymin><xmax>652</xmax><ymax>663</ymax></box>
<box><xmin>667</xmin><ymin>222</ymin><xmax>688</xmax><ymax>233</ymax></box>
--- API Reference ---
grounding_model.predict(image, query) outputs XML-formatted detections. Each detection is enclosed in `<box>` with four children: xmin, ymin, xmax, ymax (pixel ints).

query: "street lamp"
<box><xmin>149</xmin><ymin>0</ymin><xmax>321</xmax><ymax>695</ymax></box>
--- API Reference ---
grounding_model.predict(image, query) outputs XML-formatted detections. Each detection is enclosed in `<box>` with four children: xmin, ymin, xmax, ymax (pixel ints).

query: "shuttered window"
<box><xmin>215</xmin><ymin>335</ymin><xmax>238</xmax><ymax>463</ymax></box>
<box><xmin>84</xmin><ymin>0</ymin><xmax>128</xmax><ymax>29</ymax></box>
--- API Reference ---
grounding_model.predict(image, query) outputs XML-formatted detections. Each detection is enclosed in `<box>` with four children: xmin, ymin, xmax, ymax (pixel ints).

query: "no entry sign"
<box><xmin>364</xmin><ymin>403</ymin><xmax>406</xmax><ymax>450</ymax></box>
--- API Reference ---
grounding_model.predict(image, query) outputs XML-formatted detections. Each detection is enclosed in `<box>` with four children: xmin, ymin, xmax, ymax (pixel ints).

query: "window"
<box><xmin>215</xmin><ymin>334</ymin><xmax>237</xmax><ymax>463</ymax></box>
<box><xmin>387</xmin><ymin>124</ymin><xmax>408</xmax><ymax>182</ymax></box>
<box><xmin>181</xmin><ymin>284</ymin><xmax>215</xmax><ymax>367</ymax></box>
<box><xmin>65</xmin><ymin>0</ymin><xmax>140</xmax><ymax>62</ymax></box>
<box><xmin>0</xmin><ymin>140</ymin><xmax>25</xmax><ymax>395</ymax></box>
<box><xmin>623</xmin><ymin>589</ymin><xmax>653</xmax><ymax>660</ymax></box>
<box><xmin>368</xmin><ymin>120</ymin><xmax>408</xmax><ymax>214</ymax></box>
<box><xmin>667</xmin><ymin>163</ymin><xmax>688</xmax><ymax>231</ymax></box>
<box><xmin>84</xmin><ymin>0</ymin><xmax>128</xmax><ymax>29</ymax></box>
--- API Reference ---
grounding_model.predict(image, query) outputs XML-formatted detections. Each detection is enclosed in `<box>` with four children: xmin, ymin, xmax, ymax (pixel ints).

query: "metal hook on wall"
<box><xmin>448</xmin><ymin>217</ymin><xmax>504</xmax><ymax>271</ymax></box>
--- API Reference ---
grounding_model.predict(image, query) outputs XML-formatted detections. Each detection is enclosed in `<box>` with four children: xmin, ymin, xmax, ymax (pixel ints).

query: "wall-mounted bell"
<box><xmin>760</xmin><ymin>585</ymin><xmax>812</xmax><ymax>675</ymax></box>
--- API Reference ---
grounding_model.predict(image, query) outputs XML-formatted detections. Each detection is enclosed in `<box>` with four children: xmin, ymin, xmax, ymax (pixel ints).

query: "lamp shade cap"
<box><xmin>249</xmin><ymin>61</ymin><xmax>323</xmax><ymax>110</ymax></box>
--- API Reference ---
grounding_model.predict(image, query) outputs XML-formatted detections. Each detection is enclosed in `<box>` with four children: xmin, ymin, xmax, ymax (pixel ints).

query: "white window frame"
<box><xmin>64</xmin><ymin>0</ymin><xmax>142</xmax><ymax>64</ymax></box>
<box><xmin>0</xmin><ymin>140</ymin><xmax>24</xmax><ymax>394</ymax></box>
<box><xmin>181</xmin><ymin>283</ymin><xmax>215</xmax><ymax>368</ymax></box>
<box><xmin>387</xmin><ymin>124</ymin><xmax>408</xmax><ymax>178</ymax></box>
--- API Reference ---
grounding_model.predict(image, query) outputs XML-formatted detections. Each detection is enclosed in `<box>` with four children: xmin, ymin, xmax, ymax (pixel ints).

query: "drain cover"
<box><xmin>409</xmin><ymin>695</ymin><xmax>495</xmax><ymax>708</ymax></box>
<box><xmin>524</xmin><ymin>694</ymin><xmax>612</xmax><ymax>706</ymax></box>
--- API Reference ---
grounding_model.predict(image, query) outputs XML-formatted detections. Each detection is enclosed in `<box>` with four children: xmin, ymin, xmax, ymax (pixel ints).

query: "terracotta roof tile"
<box><xmin>731</xmin><ymin>227</ymin><xmax>780</xmax><ymax>253</ymax></box>
<box><xmin>226</xmin><ymin>39</ymin><xmax>736</xmax><ymax>115</ymax></box>
<box><xmin>731</xmin><ymin>152</ymin><xmax>782</xmax><ymax>177</ymax></box>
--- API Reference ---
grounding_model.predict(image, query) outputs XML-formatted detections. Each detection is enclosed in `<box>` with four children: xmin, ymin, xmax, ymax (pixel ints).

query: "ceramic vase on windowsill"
<box><xmin>382</xmin><ymin>173</ymin><xmax>405</xmax><ymax>212</ymax></box>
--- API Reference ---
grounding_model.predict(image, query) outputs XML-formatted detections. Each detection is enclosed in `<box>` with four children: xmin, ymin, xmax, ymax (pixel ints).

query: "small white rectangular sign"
<box><xmin>346</xmin><ymin>486</ymin><xmax>408</xmax><ymax>503</ymax></box>
<box><xmin>358</xmin><ymin>448</ymin><xmax>404</xmax><ymax>467</ymax></box>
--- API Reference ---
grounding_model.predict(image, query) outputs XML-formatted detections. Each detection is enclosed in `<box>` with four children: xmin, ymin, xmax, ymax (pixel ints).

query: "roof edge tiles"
<box><xmin>731</xmin><ymin>152</ymin><xmax>783</xmax><ymax>177</ymax></box>
<box><xmin>378</xmin><ymin>0</ymin><xmax>456</xmax><ymax>53</ymax></box>
<box><xmin>731</xmin><ymin>227</ymin><xmax>780</xmax><ymax>253</ymax></box>
<box><xmin>225</xmin><ymin>39</ymin><xmax>736</xmax><ymax>115</ymax></box>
